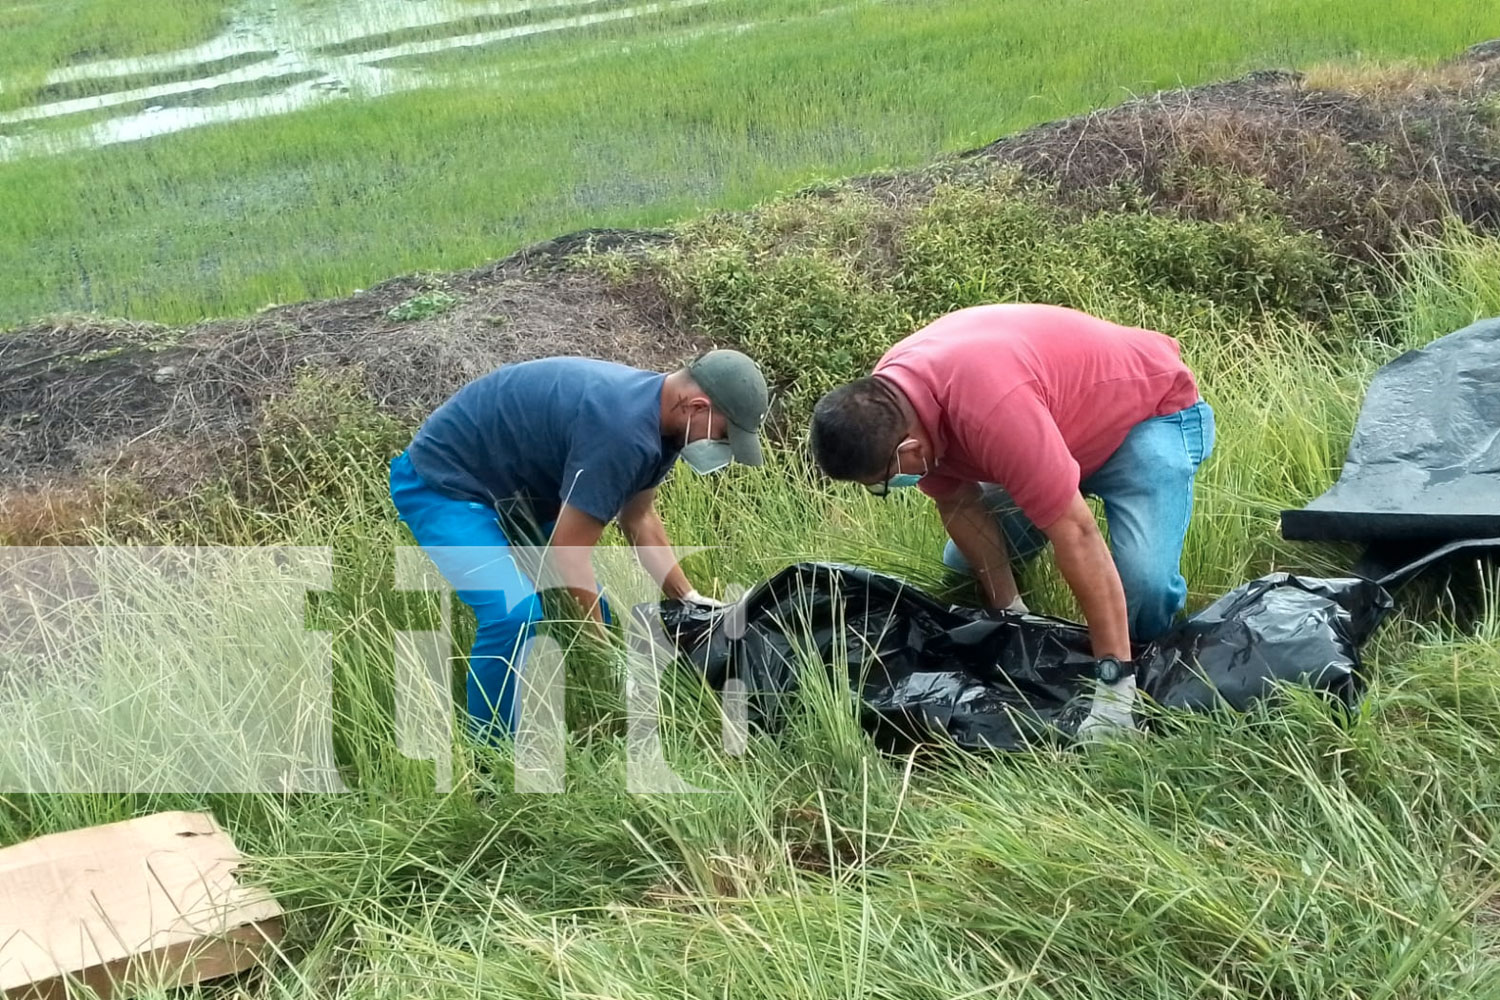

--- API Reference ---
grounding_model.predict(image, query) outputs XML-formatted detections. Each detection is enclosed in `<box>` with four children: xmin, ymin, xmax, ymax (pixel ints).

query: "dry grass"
<box><xmin>0</xmin><ymin>484</ymin><xmax>111</xmax><ymax>544</ymax></box>
<box><xmin>1302</xmin><ymin>58</ymin><xmax>1488</xmax><ymax>100</ymax></box>
<box><xmin>967</xmin><ymin>62</ymin><xmax>1500</xmax><ymax>262</ymax></box>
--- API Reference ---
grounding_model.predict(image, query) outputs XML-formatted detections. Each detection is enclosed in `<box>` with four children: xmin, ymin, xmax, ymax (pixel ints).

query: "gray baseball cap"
<box><xmin>688</xmin><ymin>349</ymin><xmax>769</xmax><ymax>466</ymax></box>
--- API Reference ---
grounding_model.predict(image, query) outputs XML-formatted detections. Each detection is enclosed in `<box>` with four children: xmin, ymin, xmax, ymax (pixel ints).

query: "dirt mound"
<box><xmin>4</xmin><ymin>50</ymin><xmax>1500</xmax><ymax>504</ymax></box>
<box><xmin>956</xmin><ymin>50</ymin><xmax>1500</xmax><ymax>260</ymax></box>
<box><xmin>0</xmin><ymin>240</ymin><xmax>697</xmax><ymax>493</ymax></box>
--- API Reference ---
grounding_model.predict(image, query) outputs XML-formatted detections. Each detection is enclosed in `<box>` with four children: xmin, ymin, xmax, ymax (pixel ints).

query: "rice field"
<box><xmin>2</xmin><ymin>0</ymin><xmax>1498</xmax><ymax>326</ymax></box>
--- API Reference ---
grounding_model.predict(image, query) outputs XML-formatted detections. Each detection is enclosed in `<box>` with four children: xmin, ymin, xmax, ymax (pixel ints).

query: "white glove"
<box><xmin>1077</xmin><ymin>674</ymin><xmax>1138</xmax><ymax>742</ymax></box>
<box><xmin>681</xmin><ymin>588</ymin><xmax>726</xmax><ymax>609</ymax></box>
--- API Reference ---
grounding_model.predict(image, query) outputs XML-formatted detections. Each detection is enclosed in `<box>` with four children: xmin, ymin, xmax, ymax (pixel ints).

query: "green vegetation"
<box><xmin>6</xmin><ymin>223</ymin><xmax>1500</xmax><ymax>995</ymax></box>
<box><xmin>386</xmin><ymin>289</ymin><xmax>460</xmax><ymax>322</ymax></box>
<box><xmin>632</xmin><ymin>173</ymin><xmax>1356</xmax><ymax>426</ymax></box>
<box><xmin>4</xmin><ymin>2</ymin><xmax>1500</xmax><ymax>995</ymax></box>
<box><xmin>3</xmin><ymin>0</ymin><xmax>1499</xmax><ymax>326</ymax></box>
<box><xmin>0</xmin><ymin>0</ymin><xmax>230</xmax><ymax>103</ymax></box>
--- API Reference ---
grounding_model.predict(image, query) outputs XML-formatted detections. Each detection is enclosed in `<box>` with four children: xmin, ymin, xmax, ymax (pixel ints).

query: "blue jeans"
<box><xmin>388</xmin><ymin>451</ymin><xmax>608</xmax><ymax>744</ymax></box>
<box><xmin>942</xmin><ymin>400</ymin><xmax>1216</xmax><ymax>643</ymax></box>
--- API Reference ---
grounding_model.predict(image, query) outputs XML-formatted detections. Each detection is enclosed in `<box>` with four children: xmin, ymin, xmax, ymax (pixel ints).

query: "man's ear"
<box><xmin>670</xmin><ymin>392</ymin><xmax>708</xmax><ymax>418</ymax></box>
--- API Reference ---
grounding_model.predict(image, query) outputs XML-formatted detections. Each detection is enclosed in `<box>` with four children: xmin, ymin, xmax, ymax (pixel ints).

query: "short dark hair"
<box><xmin>809</xmin><ymin>377</ymin><xmax>907</xmax><ymax>481</ymax></box>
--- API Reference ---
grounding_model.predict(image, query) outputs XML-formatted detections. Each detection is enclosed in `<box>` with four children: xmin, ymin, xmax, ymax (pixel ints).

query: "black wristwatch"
<box><xmin>1093</xmin><ymin>655</ymin><xmax>1136</xmax><ymax>684</ymax></box>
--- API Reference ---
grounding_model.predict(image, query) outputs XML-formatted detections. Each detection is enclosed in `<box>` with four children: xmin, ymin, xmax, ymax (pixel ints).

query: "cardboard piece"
<box><xmin>0</xmin><ymin>811</ymin><xmax>284</xmax><ymax>1000</ymax></box>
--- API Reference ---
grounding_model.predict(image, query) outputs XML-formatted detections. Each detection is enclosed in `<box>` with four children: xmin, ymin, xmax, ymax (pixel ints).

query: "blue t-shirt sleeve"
<box><xmin>647</xmin><ymin>454</ymin><xmax>678</xmax><ymax>491</ymax></box>
<box><xmin>557</xmin><ymin>425</ymin><xmax>658</xmax><ymax>524</ymax></box>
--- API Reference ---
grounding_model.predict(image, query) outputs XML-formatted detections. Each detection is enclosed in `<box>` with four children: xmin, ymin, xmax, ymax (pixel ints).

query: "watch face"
<box><xmin>1097</xmin><ymin>659</ymin><xmax>1120</xmax><ymax>682</ymax></box>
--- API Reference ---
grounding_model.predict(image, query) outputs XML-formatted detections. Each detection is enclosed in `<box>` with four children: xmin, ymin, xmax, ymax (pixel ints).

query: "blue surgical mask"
<box><xmin>867</xmin><ymin>438</ymin><xmax>929</xmax><ymax>494</ymax></box>
<box><xmin>682</xmin><ymin>406</ymin><xmax>732</xmax><ymax>475</ymax></box>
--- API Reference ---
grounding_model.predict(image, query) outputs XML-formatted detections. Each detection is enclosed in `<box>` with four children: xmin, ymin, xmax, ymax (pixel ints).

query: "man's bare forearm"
<box><xmin>548</xmin><ymin>549</ymin><xmax>611</xmax><ymax>636</ymax></box>
<box><xmin>936</xmin><ymin>487</ymin><xmax>1020</xmax><ymax>609</ymax></box>
<box><xmin>547</xmin><ymin>503</ymin><xmax>613</xmax><ymax>639</ymax></box>
<box><xmin>1046</xmin><ymin>503</ymin><xmax>1132</xmax><ymax>660</ymax></box>
<box><xmin>620</xmin><ymin>508</ymin><xmax>693</xmax><ymax>600</ymax></box>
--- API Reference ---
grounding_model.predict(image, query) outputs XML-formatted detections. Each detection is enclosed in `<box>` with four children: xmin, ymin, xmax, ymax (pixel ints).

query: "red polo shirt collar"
<box><xmin>873</xmin><ymin>366</ymin><xmax>947</xmax><ymax>465</ymax></box>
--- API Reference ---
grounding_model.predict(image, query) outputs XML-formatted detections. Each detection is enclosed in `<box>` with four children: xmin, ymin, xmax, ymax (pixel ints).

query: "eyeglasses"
<box><xmin>862</xmin><ymin>440</ymin><xmax>903</xmax><ymax>497</ymax></box>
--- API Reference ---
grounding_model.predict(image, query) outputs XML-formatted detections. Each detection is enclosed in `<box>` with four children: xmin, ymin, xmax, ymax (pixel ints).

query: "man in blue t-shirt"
<box><xmin>389</xmin><ymin>350</ymin><xmax>769</xmax><ymax>742</ymax></box>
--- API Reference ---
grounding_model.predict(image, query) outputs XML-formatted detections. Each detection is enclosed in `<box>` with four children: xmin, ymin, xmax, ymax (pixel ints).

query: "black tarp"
<box><xmin>633</xmin><ymin>562</ymin><xmax>1392</xmax><ymax>754</ymax></box>
<box><xmin>1281</xmin><ymin>316</ymin><xmax>1500</xmax><ymax>586</ymax></box>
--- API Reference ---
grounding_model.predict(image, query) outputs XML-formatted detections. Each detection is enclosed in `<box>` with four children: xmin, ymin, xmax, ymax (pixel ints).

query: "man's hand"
<box><xmin>681</xmin><ymin>589</ymin><xmax>727</xmax><ymax>609</ymax></box>
<box><xmin>1077</xmin><ymin>674</ymin><xmax>1138</xmax><ymax>741</ymax></box>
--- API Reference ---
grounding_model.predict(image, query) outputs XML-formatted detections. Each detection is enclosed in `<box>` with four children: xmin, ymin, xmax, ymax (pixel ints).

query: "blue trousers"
<box><xmin>942</xmin><ymin>400</ymin><xmax>1216</xmax><ymax>642</ymax></box>
<box><xmin>389</xmin><ymin>451</ymin><xmax>608</xmax><ymax>743</ymax></box>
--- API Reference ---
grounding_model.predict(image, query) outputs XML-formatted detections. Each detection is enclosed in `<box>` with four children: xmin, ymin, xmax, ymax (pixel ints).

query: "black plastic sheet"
<box><xmin>634</xmin><ymin>563</ymin><xmax>1392</xmax><ymax>753</ymax></box>
<box><xmin>1281</xmin><ymin>316</ymin><xmax>1500</xmax><ymax>585</ymax></box>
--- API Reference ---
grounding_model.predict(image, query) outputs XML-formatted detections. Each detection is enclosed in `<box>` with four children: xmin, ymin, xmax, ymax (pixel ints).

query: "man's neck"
<box><xmin>878</xmin><ymin>375</ymin><xmax>922</xmax><ymax>437</ymax></box>
<box><xmin>878</xmin><ymin>374</ymin><xmax>940</xmax><ymax>465</ymax></box>
<box><xmin>659</xmin><ymin>370</ymin><xmax>687</xmax><ymax>438</ymax></box>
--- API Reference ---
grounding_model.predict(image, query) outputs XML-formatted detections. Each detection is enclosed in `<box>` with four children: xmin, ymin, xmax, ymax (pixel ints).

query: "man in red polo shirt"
<box><xmin>809</xmin><ymin>303</ymin><xmax>1215</xmax><ymax>737</ymax></box>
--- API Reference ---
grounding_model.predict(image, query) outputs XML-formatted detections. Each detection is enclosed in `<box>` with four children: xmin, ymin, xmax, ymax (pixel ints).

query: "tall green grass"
<box><xmin>3</xmin><ymin>0</ymin><xmax>1499</xmax><ymax>326</ymax></box>
<box><xmin>4</xmin><ymin>225</ymin><xmax>1498</xmax><ymax>998</ymax></box>
<box><xmin>1389</xmin><ymin>221</ymin><xmax>1500</xmax><ymax>337</ymax></box>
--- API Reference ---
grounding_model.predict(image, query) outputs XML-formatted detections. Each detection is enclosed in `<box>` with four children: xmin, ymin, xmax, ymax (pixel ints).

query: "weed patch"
<box><xmin>247</xmin><ymin>365</ymin><xmax>413</xmax><ymax>521</ymax></box>
<box><xmin>386</xmin><ymin>290</ymin><xmax>460</xmax><ymax>323</ymax></box>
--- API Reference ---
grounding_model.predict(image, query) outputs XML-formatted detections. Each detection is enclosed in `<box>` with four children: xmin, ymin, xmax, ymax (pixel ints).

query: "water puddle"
<box><xmin>0</xmin><ymin>0</ymin><xmax>722</xmax><ymax>162</ymax></box>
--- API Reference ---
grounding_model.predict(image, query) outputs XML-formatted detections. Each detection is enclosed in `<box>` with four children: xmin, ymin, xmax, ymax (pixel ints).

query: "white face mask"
<box><xmin>681</xmin><ymin>405</ymin><xmax>732</xmax><ymax>475</ymax></box>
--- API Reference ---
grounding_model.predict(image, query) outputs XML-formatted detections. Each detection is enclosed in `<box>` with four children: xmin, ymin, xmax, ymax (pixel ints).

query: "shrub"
<box><xmin>894</xmin><ymin>181</ymin><xmax>1074</xmax><ymax>319</ymax></box>
<box><xmin>248</xmin><ymin>365</ymin><xmax>414</xmax><ymax>520</ymax></box>
<box><xmin>638</xmin><ymin>172</ymin><xmax>1351</xmax><ymax>426</ymax></box>
<box><xmin>1071</xmin><ymin>211</ymin><xmax>1336</xmax><ymax>314</ymax></box>
<box><xmin>652</xmin><ymin>240</ymin><xmax>906</xmax><ymax>429</ymax></box>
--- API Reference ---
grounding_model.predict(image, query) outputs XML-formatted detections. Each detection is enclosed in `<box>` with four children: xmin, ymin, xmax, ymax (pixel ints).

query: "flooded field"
<box><xmin>0</xmin><ymin>0</ymin><xmax>726</xmax><ymax>161</ymax></box>
<box><xmin>1</xmin><ymin>0</ymin><xmax>1495</xmax><ymax>326</ymax></box>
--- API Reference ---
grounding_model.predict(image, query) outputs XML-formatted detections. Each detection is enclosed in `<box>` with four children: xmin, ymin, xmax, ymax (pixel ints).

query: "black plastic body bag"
<box><xmin>1281</xmin><ymin>316</ymin><xmax>1500</xmax><ymax>588</ymax></box>
<box><xmin>632</xmin><ymin>562</ymin><xmax>1392</xmax><ymax>754</ymax></box>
